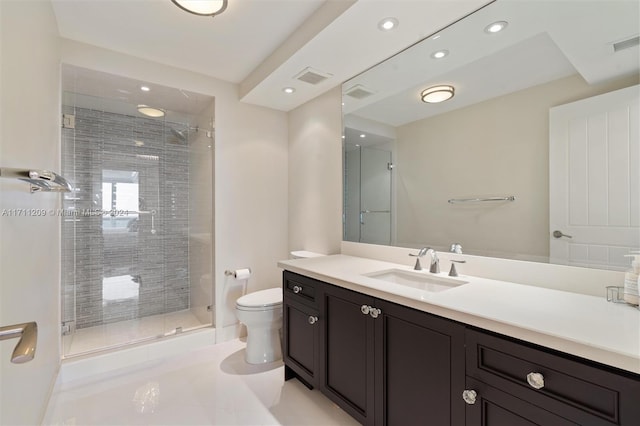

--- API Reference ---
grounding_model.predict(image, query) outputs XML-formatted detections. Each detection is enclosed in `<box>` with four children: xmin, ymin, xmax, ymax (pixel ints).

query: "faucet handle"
<box><xmin>450</xmin><ymin>243</ymin><xmax>463</xmax><ymax>254</ymax></box>
<box><xmin>449</xmin><ymin>259</ymin><xmax>466</xmax><ymax>277</ymax></box>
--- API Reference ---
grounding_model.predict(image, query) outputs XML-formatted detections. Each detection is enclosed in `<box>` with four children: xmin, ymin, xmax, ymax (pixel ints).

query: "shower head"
<box><xmin>170</xmin><ymin>127</ymin><xmax>188</xmax><ymax>142</ymax></box>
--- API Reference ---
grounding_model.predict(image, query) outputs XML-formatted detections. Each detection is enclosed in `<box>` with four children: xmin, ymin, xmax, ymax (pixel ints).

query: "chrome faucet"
<box><xmin>409</xmin><ymin>247</ymin><xmax>429</xmax><ymax>270</ymax></box>
<box><xmin>426</xmin><ymin>248</ymin><xmax>440</xmax><ymax>273</ymax></box>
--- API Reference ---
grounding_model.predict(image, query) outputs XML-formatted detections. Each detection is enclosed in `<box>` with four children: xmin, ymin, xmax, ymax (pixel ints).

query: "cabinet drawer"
<box><xmin>466</xmin><ymin>328</ymin><xmax>640</xmax><ymax>425</ymax></box>
<box><xmin>283</xmin><ymin>271</ymin><xmax>319</xmax><ymax>306</ymax></box>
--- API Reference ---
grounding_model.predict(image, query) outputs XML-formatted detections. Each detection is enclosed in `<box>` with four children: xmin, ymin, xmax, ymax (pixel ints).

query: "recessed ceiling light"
<box><xmin>342</xmin><ymin>135</ymin><xmax>345</xmax><ymax>139</ymax></box>
<box><xmin>360</xmin><ymin>134</ymin><xmax>366</xmax><ymax>138</ymax></box>
<box><xmin>431</xmin><ymin>49</ymin><xmax>449</xmax><ymax>59</ymax></box>
<box><xmin>140</xmin><ymin>86</ymin><xmax>150</xmax><ymax>92</ymax></box>
<box><xmin>432</xmin><ymin>34</ymin><xmax>442</xmax><ymax>40</ymax></box>
<box><xmin>355</xmin><ymin>144</ymin><xmax>361</xmax><ymax>147</ymax></box>
<box><xmin>484</xmin><ymin>21</ymin><xmax>508</xmax><ymax>34</ymax></box>
<box><xmin>421</xmin><ymin>85</ymin><xmax>455</xmax><ymax>103</ymax></box>
<box><xmin>134</xmin><ymin>140</ymin><xmax>145</xmax><ymax>147</ymax></box>
<box><xmin>378</xmin><ymin>17</ymin><xmax>398</xmax><ymax>31</ymax></box>
<box><xmin>283</xmin><ymin>87</ymin><xmax>296</xmax><ymax>94</ymax></box>
<box><xmin>137</xmin><ymin>105</ymin><xmax>165</xmax><ymax>118</ymax></box>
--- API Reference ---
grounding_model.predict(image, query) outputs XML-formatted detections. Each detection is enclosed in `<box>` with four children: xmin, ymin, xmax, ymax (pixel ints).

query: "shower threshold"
<box><xmin>63</xmin><ymin>309</ymin><xmax>210</xmax><ymax>358</ymax></box>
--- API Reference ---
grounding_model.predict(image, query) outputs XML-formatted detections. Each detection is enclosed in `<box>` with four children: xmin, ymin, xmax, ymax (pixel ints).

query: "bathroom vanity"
<box><xmin>279</xmin><ymin>255</ymin><xmax>640</xmax><ymax>426</ymax></box>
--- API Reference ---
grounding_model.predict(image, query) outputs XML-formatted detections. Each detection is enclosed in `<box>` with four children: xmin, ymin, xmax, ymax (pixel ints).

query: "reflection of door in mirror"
<box><xmin>550</xmin><ymin>85</ymin><xmax>639</xmax><ymax>271</ymax></box>
<box><xmin>344</xmin><ymin>145</ymin><xmax>392</xmax><ymax>245</ymax></box>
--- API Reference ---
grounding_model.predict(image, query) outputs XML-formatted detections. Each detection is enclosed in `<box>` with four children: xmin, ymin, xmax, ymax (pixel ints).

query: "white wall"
<box><xmin>0</xmin><ymin>1</ymin><xmax>61</xmax><ymax>424</ymax></box>
<box><xmin>59</xmin><ymin>41</ymin><xmax>290</xmax><ymax>338</ymax></box>
<box><xmin>288</xmin><ymin>87</ymin><xmax>343</xmax><ymax>255</ymax></box>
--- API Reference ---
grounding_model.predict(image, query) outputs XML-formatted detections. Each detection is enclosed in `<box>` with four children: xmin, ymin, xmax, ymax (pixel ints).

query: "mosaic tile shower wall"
<box><xmin>61</xmin><ymin>106</ymin><xmax>190</xmax><ymax>329</ymax></box>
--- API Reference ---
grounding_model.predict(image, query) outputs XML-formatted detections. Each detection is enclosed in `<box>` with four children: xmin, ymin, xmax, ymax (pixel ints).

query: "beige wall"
<box><xmin>288</xmin><ymin>87</ymin><xmax>343</xmax><ymax>256</ymax></box>
<box><xmin>0</xmin><ymin>1</ymin><xmax>61</xmax><ymax>424</ymax></box>
<box><xmin>396</xmin><ymin>74</ymin><xmax>639</xmax><ymax>259</ymax></box>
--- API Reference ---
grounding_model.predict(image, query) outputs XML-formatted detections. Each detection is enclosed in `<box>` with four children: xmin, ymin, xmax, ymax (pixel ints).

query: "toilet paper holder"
<box><xmin>225</xmin><ymin>268</ymin><xmax>252</xmax><ymax>278</ymax></box>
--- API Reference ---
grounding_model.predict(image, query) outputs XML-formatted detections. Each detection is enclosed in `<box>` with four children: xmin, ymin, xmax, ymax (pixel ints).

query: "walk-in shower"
<box><xmin>60</xmin><ymin>65</ymin><xmax>214</xmax><ymax>357</ymax></box>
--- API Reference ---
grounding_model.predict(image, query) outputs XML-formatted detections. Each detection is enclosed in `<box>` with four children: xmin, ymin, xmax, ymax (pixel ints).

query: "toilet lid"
<box><xmin>236</xmin><ymin>288</ymin><xmax>282</xmax><ymax>308</ymax></box>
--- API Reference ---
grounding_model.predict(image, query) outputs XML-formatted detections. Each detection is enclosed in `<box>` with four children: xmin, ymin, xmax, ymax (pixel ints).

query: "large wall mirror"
<box><xmin>343</xmin><ymin>0</ymin><xmax>639</xmax><ymax>271</ymax></box>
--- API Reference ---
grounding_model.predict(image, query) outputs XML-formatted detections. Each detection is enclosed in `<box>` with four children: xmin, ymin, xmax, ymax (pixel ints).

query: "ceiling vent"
<box><xmin>613</xmin><ymin>35</ymin><xmax>640</xmax><ymax>52</ymax></box>
<box><xmin>294</xmin><ymin>67</ymin><xmax>333</xmax><ymax>85</ymax></box>
<box><xmin>344</xmin><ymin>84</ymin><xmax>376</xmax><ymax>100</ymax></box>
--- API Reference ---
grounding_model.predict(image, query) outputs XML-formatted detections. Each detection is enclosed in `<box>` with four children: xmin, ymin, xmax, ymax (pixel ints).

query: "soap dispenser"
<box><xmin>623</xmin><ymin>253</ymin><xmax>640</xmax><ymax>306</ymax></box>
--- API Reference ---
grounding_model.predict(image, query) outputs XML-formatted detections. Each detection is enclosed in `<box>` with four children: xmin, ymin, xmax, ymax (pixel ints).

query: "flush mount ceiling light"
<box><xmin>421</xmin><ymin>85</ymin><xmax>455</xmax><ymax>103</ymax></box>
<box><xmin>137</xmin><ymin>105</ymin><xmax>165</xmax><ymax>118</ymax></box>
<box><xmin>282</xmin><ymin>87</ymin><xmax>296</xmax><ymax>94</ymax></box>
<box><xmin>378</xmin><ymin>17</ymin><xmax>398</xmax><ymax>31</ymax></box>
<box><xmin>171</xmin><ymin>0</ymin><xmax>227</xmax><ymax>17</ymax></box>
<box><xmin>431</xmin><ymin>49</ymin><xmax>449</xmax><ymax>59</ymax></box>
<box><xmin>484</xmin><ymin>20</ymin><xmax>508</xmax><ymax>34</ymax></box>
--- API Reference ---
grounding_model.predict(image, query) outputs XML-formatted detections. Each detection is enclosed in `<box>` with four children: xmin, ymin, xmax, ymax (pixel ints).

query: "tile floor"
<box><xmin>64</xmin><ymin>310</ymin><xmax>209</xmax><ymax>357</ymax></box>
<box><xmin>45</xmin><ymin>339</ymin><xmax>359</xmax><ymax>425</ymax></box>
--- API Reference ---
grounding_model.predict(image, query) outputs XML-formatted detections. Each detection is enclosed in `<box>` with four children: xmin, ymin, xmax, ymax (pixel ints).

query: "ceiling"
<box><xmin>344</xmin><ymin>0</ymin><xmax>640</xmax><ymax>128</ymax></box>
<box><xmin>51</xmin><ymin>0</ymin><xmax>491</xmax><ymax>112</ymax></box>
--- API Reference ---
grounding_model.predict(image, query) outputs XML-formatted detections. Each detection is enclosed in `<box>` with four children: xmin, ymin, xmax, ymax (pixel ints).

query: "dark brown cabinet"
<box><xmin>318</xmin><ymin>279</ymin><xmax>466</xmax><ymax>426</ymax></box>
<box><xmin>283</xmin><ymin>272</ymin><xmax>321</xmax><ymax>388</ymax></box>
<box><xmin>321</xmin><ymin>283</ymin><xmax>376</xmax><ymax>425</ymax></box>
<box><xmin>282</xmin><ymin>271</ymin><xmax>640</xmax><ymax>426</ymax></box>
<box><xmin>465</xmin><ymin>328</ymin><xmax>640</xmax><ymax>426</ymax></box>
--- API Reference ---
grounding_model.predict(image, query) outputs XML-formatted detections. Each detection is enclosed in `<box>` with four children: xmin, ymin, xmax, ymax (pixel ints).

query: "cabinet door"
<box><xmin>321</xmin><ymin>284</ymin><xmax>376</xmax><ymax>426</ymax></box>
<box><xmin>375</xmin><ymin>300</ymin><xmax>466</xmax><ymax>426</ymax></box>
<box><xmin>283</xmin><ymin>296</ymin><xmax>320</xmax><ymax>388</ymax></box>
<box><xmin>465</xmin><ymin>377</ymin><xmax>578</xmax><ymax>426</ymax></box>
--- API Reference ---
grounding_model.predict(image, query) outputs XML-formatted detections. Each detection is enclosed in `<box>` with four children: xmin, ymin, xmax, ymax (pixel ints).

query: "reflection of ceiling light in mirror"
<box><xmin>283</xmin><ymin>87</ymin><xmax>295</xmax><ymax>94</ymax></box>
<box><xmin>421</xmin><ymin>85</ymin><xmax>455</xmax><ymax>103</ymax></box>
<box><xmin>342</xmin><ymin>135</ymin><xmax>345</xmax><ymax>139</ymax></box>
<box><xmin>432</xmin><ymin>34</ymin><xmax>441</xmax><ymax>40</ymax></box>
<box><xmin>140</xmin><ymin>86</ymin><xmax>150</xmax><ymax>92</ymax></box>
<box><xmin>431</xmin><ymin>49</ymin><xmax>449</xmax><ymax>59</ymax></box>
<box><xmin>378</xmin><ymin>17</ymin><xmax>398</xmax><ymax>31</ymax></box>
<box><xmin>484</xmin><ymin>21</ymin><xmax>508</xmax><ymax>34</ymax></box>
<box><xmin>171</xmin><ymin>0</ymin><xmax>227</xmax><ymax>17</ymax></box>
<box><xmin>360</xmin><ymin>134</ymin><xmax>366</xmax><ymax>138</ymax></box>
<box><xmin>137</xmin><ymin>105</ymin><xmax>165</xmax><ymax>118</ymax></box>
<box><xmin>134</xmin><ymin>140</ymin><xmax>145</xmax><ymax>147</ymax></box>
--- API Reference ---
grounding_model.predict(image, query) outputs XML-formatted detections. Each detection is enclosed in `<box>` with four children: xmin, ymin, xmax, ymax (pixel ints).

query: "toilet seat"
<box><xmin>236</xmin><ymin>288</ymin><xmax>282</xmax><ymax>311</ymax></box>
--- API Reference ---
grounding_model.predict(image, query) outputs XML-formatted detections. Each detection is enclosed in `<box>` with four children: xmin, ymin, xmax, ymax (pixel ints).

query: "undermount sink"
<box><xmin>364</xmin><ymin>269</ymin><xmax>468</xmax><ymax>293</ymax></box>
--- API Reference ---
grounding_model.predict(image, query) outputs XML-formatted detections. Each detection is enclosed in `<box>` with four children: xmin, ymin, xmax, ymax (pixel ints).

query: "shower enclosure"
<box><xmin>60</xmin><ymin>65</ymin><xmax>214</xmax><ymax>357</ymax></box>
<box><xmin>343</xmin><ymin>129</ymin><xmax>394</xmax><ymax>245</ymax></box>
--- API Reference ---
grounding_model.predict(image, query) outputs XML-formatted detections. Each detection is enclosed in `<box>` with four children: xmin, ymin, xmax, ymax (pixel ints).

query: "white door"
<box><xmin>550</xmin><ymin>85</ymin><xmax>640</xmax><ymax>270</ymax></box>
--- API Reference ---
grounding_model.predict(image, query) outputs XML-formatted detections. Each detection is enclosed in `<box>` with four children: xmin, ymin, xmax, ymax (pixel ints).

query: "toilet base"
<box><xmin>245</xmin><ymin>326</ymin><xmax>282</xmax><ymax>364</ymax></box>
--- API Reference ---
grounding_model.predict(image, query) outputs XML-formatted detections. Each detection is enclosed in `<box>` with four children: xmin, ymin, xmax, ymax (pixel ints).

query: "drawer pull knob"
<box><xmin>361</xmin><ymin>305</ymin><xmax>370</xmax><ymax>315</ymax></box>
<box><xmin>308</xmin><ymin>316</ymin><xmax>318</xmax><ymax>325</ymax></box>
<box><xmin>527</xmin><ymin>372</ymin><xmax>545</xmax><ymax>389</ymax></box>
<box><xmin>462</xmin><ymin>389</ymin><xmax>477</xmax><ymax>405</ymax></box>
<box><xmin>293</xmin><ymin>285</ymin><xmax>302</xmax><ymax>294</ymax></box>
<box><xmin>369</xmin><ymin>307</ymin><xmax>382</xmax><ymax>319</ymax></box>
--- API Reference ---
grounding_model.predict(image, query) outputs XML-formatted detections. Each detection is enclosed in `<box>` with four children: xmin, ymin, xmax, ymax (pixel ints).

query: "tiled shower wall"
<box><xmin>61</xmin><ymin>106</ymin><xmax>190</xmax><ymax>329</ymax></box>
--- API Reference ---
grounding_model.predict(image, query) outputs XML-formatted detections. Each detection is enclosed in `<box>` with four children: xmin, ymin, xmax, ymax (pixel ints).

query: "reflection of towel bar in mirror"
<box><xmin>448</xmin><ymin>196</ymin><xmax>515</xmax><ymax>204</ymax></box>
<box><xmin>0</xmin><ymin>167</ymin><xmax>73</xmax><ymax>193</ymax></box>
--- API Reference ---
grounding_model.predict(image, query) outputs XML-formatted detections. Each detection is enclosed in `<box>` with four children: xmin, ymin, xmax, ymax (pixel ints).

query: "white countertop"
<box><xmin>278</xmin><ymin>254</ymin><xmax>640</xmax><ymax>375</ymax></box>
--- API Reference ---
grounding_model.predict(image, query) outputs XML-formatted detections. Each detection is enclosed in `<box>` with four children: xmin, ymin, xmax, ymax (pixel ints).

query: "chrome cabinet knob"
<box><xmin>292</xmin><ymin>285</ymin><xmax>302</xmax><ymax>294</ymax></box>
<box><xmin>526</xmin><ymin>372</ymin><xmax>545</xmax><ymax>389</ymax></box>
<box><xmin>361</xmin><ymin>305</ymin><xmax>370</xmax><ymax>315</ymax></box>
<box><xmin>462</xmin><ymin>389</ymin><xmax>477</xmax><ymax>405</ymax></box>
<box><xmin>308</xmin><ymin>316</ymin><xmax>318</xmax><ymax>325</ymax></box>
<box><xmin>369</xmin><ymin>308</ymin><xmax>381</xmax><ymax>319</ymax></box>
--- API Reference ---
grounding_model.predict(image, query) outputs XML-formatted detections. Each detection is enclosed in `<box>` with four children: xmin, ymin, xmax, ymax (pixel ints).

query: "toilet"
<box><xmin>236</xmin><ymin>287</ymin><xmax>283</xmax><ymax>364</ymax></box>
<box><xmin>235</xmin><ymin>250</ymin><xmax>324</xmax><ymax>364</ymax></box>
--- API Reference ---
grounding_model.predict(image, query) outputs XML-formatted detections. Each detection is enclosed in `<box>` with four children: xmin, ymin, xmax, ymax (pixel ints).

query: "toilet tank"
<box><xmin>290</xmin><ymin>251</ymin><xmax>325</xmax><ymax>259</ymax></box>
